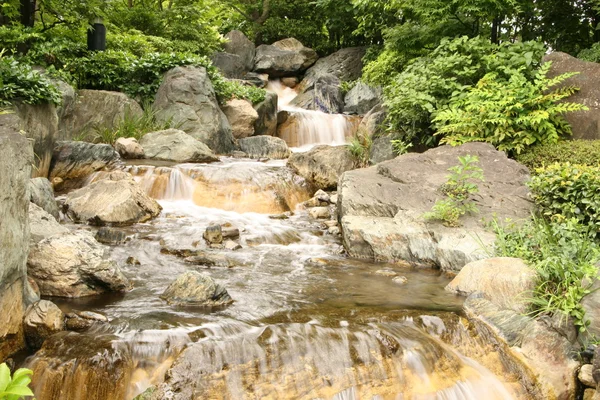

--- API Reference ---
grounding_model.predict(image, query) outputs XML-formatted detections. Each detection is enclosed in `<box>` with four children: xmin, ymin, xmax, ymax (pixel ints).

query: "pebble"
<box><xmin>393</xmin><ymin>276</ymin><xmax>408</xmax><ymax>285</ymax></box>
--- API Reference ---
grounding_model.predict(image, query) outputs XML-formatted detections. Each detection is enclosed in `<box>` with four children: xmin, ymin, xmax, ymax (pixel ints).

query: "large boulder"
<box><xmin>303</xmin><ymin>47</ymin><xmax>367</xmax><ymax>83</ymax></box>
<box><xmin>15</xmin><ymin>103</ymin><xmax>59</xmax><ymax>178</ymax></box>
<box><xmin>287</xmin><ymin>145</ymin><xmax>357</xmax><ymax>190</ymax></box>
<box><xmin>253</xmin><ymin>92</ymin><xmax>278</xmax><ymax>136</ymax></box>
<box><xmin>27</xmin><ymin>231</ymin><xmax>131</xmax><ymax>297</ymax></box>
<box><xmin>223</xmin><ymin>30</ymin><xmax>255</xmax><ymax>71</ymax></box>
<box><xmin>29</xmin><ymin>177</ymin><xmax>59</xmax><ymax>219</ymax></box>
<box><xmin>49</xmin><ymin>141</ymin><xmax>121</xmax><ymax>191</ymax></box>
<box><xmin>446</xmin><ymin>257</ymin><xmax>536</xmax><ymax>313</ymax></box>
<box><xmin>64</xmin><ymin>172</ymin><xmax>162</xmax><ymax>226</ymax></box>
<box><xmin>153</xmin><ymin>66</ymin><xmax>234</xmax><ymax>154</ymax></box>
<box><xmin>238</xmin><ymin>136</ymin><xmax>290</xmax><ymax>159</ymax></box>
<box><xmin>0</xmin><ymin>126</ymin><xmax>33</xmax><ymax>360</ymax></box>
<box><xmin>61</xmin><ymin>89</ymin><xmax>143</xmax><ymax>140</ymax></box>
<box><xmin>160</xmin><ymin>271</ymin><xmax>233</xmax><ymax>307</ymax></box>
<box><xmin>544</xmin><ymin>52</ymin><xmax>600</xmax><ymax>140</ymax></box>
<box><xmin>139</xmin><ymin>129</ymin><xmax>219</xmax><ymax>163</ymax></box>
<box><xmin>580</xmin><ymin>271</ymin><xmax>600</xmax><ymax>342</ymax></box>
<box><xmin>211</xmin><ymin>52</ymin><xmax>247</xmax><ymax>79</ymax></box>
<box><xmin>253</xmin><ymin>38</ymin><xmax>318</xmax><ymax>77</ymax></box>
<box><xmin>343</xmin><ymin>82</ymin><xmax>381</xmax><ymax>115</ymax></box>
<box><xmin>23</xmin><ymin>300</ymin><xmax>65</xmax><ymax>350</ymax></box>
<box><xmin>339</xmin><ymin>143</ymin><xmax>532</xmax><ymax>272</ymax></box>
<box><xmin>289</xmin><ymin>74</ymin><xmax>345</xmax><ymax>114</ymax></box>
<box><xmin>29</xmin><ymin>203</ymin><xmax>68</xmax><ymax>246</ymax></box>
<box><xmin>221</xmin><ymin>99</ymin><xmax>258</xmax><ymax>139</ymax></box>
<box><xmin>114</xmin><ymin>137</ymin><xmax>144</xmax><ymax>159</ymax></box>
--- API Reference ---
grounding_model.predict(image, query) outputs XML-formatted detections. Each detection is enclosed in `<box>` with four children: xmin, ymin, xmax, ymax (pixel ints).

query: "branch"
<box><xmin>254</xmin><ymin>0</ymin><xmax>270</xmax><ymax>25</ymax></box>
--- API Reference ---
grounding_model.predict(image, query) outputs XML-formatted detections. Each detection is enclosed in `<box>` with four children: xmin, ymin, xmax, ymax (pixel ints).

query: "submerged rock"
<box><xmin>95</xmin><ymin>227</ymin><xmax>129</xmax><ymax>245</ymax></box>
<box><xmin>140</xmin><ymin>129</ymin><xmax>219</xmax><ymax>163</ymax></box>
<box><xmin>29</xmin><ymin>177</ymin><xmax>59</xmax><ymax>219</ymax></box>
<box><xmin>287</xmin><ymin>145</ymin><xmax>357</xmax><ymax>190</ymax></box>
<box><xmin>161</xmin><ymin>271</ymin><xmax>233</xmax><ymax>307</ymax></box>
<box><xmin>23</xmin><ymin>300</ymin><xmax>65</xmax><ymax>350</ymax></box>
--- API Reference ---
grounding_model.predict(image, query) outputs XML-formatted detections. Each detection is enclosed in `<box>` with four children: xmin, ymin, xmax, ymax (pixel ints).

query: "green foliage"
<box><xmin>424</xmin><ymin>155</ymin><xmax>484</xmax><ymax>226</ymax></box>
<box><xmin>433</xmin><ymin>63</ymin><xmax>587</xmax><ymax>154</ymax></box>
<box><xmin>494</xmin><ymin>217</ymin><xmax>600</xmax><ymax>331</ymax></box>
<box><xmin>528</xmin><ymin>162</ymin><xmax>600</xmax><ymax>236</ymax></box>
<box><xmin>390</xmin><ymin>138</ymin><xmax>413</xmax><ymax>156</ymax></box>
<box><xmin>0</xmin><ymin>51</ymin><xmax>61</xmax><ymax>106</ymax></box>
<box><xmin>348</xmin><ymin>132</ymin><xmax>372</xmax><ymax>168</ymax></box>
<box><xmin>0</xmin><ymin>363</ymin><xmax>35</xmax><ymax>399</ymax></box>
<box><xmin>516</xmin><ymin>140</ymin><xmax>600</xmax><ymax>170</ymax></box>
<box><xmin>578</xmin><ymin>42</ymin><xmax>600</xmax><ymax>63</ymax></box>
<box><xmin>210</xmin><ymin>75</ymin><xmax>266</xmax><ymax>105</ymax></box>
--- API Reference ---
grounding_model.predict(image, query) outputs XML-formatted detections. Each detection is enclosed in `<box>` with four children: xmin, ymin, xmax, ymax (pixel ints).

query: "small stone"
<box><xmin>322</xmin><ymin>220</ymin><xmax>338</xmax><ymax>228</ymax></box>
<box><xmin>303</xmin><ymin>197</ymin><xmax>321</xmax><ymax>208</ymax></box>
<box><xmin>393</xmin><ymin>276</ymin><xmax>408</xmax><ymax>285</ymax></box>
<box><xmin>269</xmin><ymin>213</ymin><xmax>289</xmax><ymax>220</ymax></box>
<box><xmin>77</xmin><ymin>311</ymin><xmax>109</xmax><ymax>322</ymax></box>
<box><xmin>224</xmin><ymin>240</ymin><xmax>242</xmax><ymax>251</ymax></box>
<box><xmin>160</xmin><ymin>271</ymin><xmax>233</xmax><ymax>307</ymax></box>
<box><xmin>114</xmin><ymin>137</ymin><xmax>144</xmax><ymax>159</ymax></box>
<box><xmin>95</xmin><ymin>227</ymin><xmax>128</xmax><ymax>245</ymax></box>
<box><xmin>126</xmin><ymin>256</ymin><xmax>141</xmax><ymax>266</ymax></box>
<box><xmin>329</xmin><ymin>194</ymin><xmax>338</xmax><ymax>204</ymax></box>
<box><xmin>24</xmin><ymin>300</ymin><xmax>65</xmax><ymax>349</ymax></box>
<box><xmin>375</xmin><ymin>269</ymin><xmax>397</xmax><ymax>277</ymax></box>
<box><xmin>314</xmin><ymin>189</ymin><xmax>330</xmax><ymax>203</ymax></box>
<box><xmin>281</xmin><ymin>77</ymin><xmax>299</xmax><ymax>88</ymax></box>
<box><xmin>583</xmin><ymin>388</ymin><xmax>596</xmax><ymax>400</ymax></box>
<box><xmin>232</xmin><ymin>151</ymin><xmax>248</xmax><ymax>158</ymax></box>
<box><xmin>51</xmin><ymin>177</ymin><xmax>64</xmax><ymax>191</ymax></box>
<box><xmin>580</xmin><ymin>364</ymin><xmax>595</xmax><ymax>387</ymax></box>
<box><xmin>309</xmin><ymin>207</ymin><xmax>330</xmax><ymax>219</ymax></box>
<box><xmin>327</xmin><ymin>226</ymin><xmax>340</xmax><ymax>235</ymax></box>
<box><xmin>203</xmin><ymin>224</ymin><xmax>223</xmax><ymax>245</ymax></box>
<box><xmin>221</xmin><ymin>226</ymin><xmax>240</xmax><ymax>239</ymax></box>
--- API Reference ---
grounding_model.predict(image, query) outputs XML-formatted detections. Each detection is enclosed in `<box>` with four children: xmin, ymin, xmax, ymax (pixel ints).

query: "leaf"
<box><xmin>0</xmin><ymin>364</ymin><xmax>10</xmax><ymax>393</ymax></box>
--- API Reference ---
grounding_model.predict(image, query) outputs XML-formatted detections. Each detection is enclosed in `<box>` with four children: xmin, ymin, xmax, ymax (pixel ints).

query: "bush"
<box><xmin>528</xmin><ymin>162</ymin><xmax>600</xmax><ymax>235</ymax></box>
<box><xmin>494</xmin><ymin>217</ymin><xmax>599</xmax><ymax>331</ymax></box>
<box><xmin>348</xmin><ymin>131</ymin><xmax>372</xmax><ymax>168</ymax></box>
<box><xmin>433</xmin><ymin>63</ymin><xmax>587</xmax><ymax>154</ymax></box>
<box><xmin>0</xmin><ymin>52</ymin><xmax>61</xmax><ymax>106</ymax></box>
<box><xmin>578</xmin><ymin>42</ymin><xmax>600</xmax><ymax>63</ymax></box>
<box><xmin>0</xmin><ymin>362</ymin><xmax>35</xmax><ymax>399</ymax></box>
<box><xmin>516</xmin><ymin>140</ymin><xmax>600</xmax><ymax>170</ymax></box>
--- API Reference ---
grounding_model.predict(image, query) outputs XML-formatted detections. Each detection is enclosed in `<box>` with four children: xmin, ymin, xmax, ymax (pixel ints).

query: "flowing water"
<box><xmin>24</xmin><ymin>83</ymin><xmax>526</xmax><ymax>400</ymax></box>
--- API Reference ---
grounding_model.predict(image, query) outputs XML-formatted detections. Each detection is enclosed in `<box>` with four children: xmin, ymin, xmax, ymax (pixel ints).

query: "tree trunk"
<box><xmin>491</xmin><ymin>16</ymin><xmax>500</xmax><ymax>44</ymax></box>
<box><xmin>19</xmin><ymin>0</ymin><xmax>36</xmax><ymax>27</ymax></box>
<box><xmin>128</xmin><ymin>0</ymin><xmax>133</xmax><ymax>8</ymax></box>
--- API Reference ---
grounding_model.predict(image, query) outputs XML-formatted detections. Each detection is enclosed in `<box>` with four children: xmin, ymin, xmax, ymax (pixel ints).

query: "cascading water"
<box><xmin>267</xmin><ymin>80</ymin><xmax>361</xmax><ymax>150</ymax></box>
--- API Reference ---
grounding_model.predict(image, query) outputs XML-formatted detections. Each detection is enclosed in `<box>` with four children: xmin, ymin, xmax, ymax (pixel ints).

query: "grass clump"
<box><xmin>516</xmin><ymin>140</ymin><xmax>600</xmax><ymax>170</ymax></box>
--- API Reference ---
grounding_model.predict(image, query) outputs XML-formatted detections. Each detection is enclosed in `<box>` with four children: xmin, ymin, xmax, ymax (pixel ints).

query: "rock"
<box><xmin>309</xmin><ymin>207</ymin><xmax>330</xmax><ymax>219</ymax></box>
<box><xmin>61</xmin><ymin>89</ymin><xmax>143</xmax><ymax>140</ymax></box>
<box><xmin>328</xmin><ymin>226</ymin><xmax>340</xmax><ymax>235</ymax></box>
<box><xmin>221</xmin><ymin>226</ymin><xmax>240</xmax><ymax>239</ymax></box>
<box><xmin>95</xmin><ymin>227</ymin><xmax>129</xmax><ymax>245</ymax></box>
<box><xmin>253</xmin><ymin>38</ymin><xmax>318</xmax><ymax>77</ymax></box>
<box><xmin>203</xmin><ymin>224</ymin><xmax>223</xmax><ymax>245</ymax></box>
<box><xmin>445</xmin><ymin>258</ymin><xmax>536</xmax><ymax>313</ymax></box>
<box><xmin>221</xmin><ymin>99</ymin><xmax>258</xmax><ymax>139</ymax></box>
<box><xmin>27</xmin><ymin>231</ymin><xmax>131</xmax><ymax>297</ymax></box>
<box><xmin>339</xmin><ymin>143</ymin><xmax>532</xmax><ymax>272</ymax></box>
<box><xmin>224</xmin><ymin>240</ymin><xmax>242</xmax><ymax>251</ymax></box>
<box><xmin>29</xmin><ymin>177</ymin><xmax>59</xmax><ymax>219</ymax></box>
<box><xmin>139</xmin><ymin>129</ymin><xmax>219</xmax><ymax>163</ymax></box>
<box><xmin>65</xmin><ymin>311</ymin><xmax>108</xmax><ymax>331</ymax></box>
<box><xmin>126</xmin><ymin>256</ymin><xmax>141</xmax><ymax>265</ymax></box>
<box><xmin>51</xmin><ymin>177</ymin><xmax>64</xmax><ymax>191</ymax></box>
<box><xmin>393</xmin><ymin>276</ymin><xmax>408</xmax><ymax>285</ymax></box>
<box><xmin>23</xmin><ymin>300</ymin><xmax>65</xmax><ymax>349</ymax></box>
<box><xmin>253</xmin><ymin>92</ymin><xmax>278</xmax><ymax>136</ymax></box>
<box><xmin>238</xmin><ymin>136</ymin><xmax>290</xmax><ymax>159</ymax></box>
<box><xmin>544</xmin><ymin>52</ymin><xmax>600</xmax><ymax>140</ymax></box>
<box><xmin>29</xmin><ymin>203</ymin><xmax>68</xmax><ymax>246</ymax></box>
<box><xmin>49</xmin><ymin>141</ymin><xmax>121</xmax><ymax>191</ymax></box>
<box><xmin>580</xmin><ymin>364</ymin><xmax>595</xmax><ymax>387</ymax></box>
<box><xmin>330</xmin><ymin>194</ymin><xmax>338</xmax><ymax>204</ymax></box>
<box><xmin>114</xmin><ymin>137</ymin><xmax>144</xmax><ymax>159</ymax></box>
<box><xmin>289</xmin><ymin>74</ymin><xmax>344</xmax><ymax>114</ymax></box>
<box><xmin>153</xmin><ymin>66</ymin><xmax>234</xmax><ymax>154</ymax></box>
<box><xmin>370</xmin><ymin>135</ymin><xmax>396</xmax><ymax>165</ymax></box>
<box><xmin>243</xmin><ymin>72</ymin><xmax>269</xmax><ymax>88</ymax></box>
<box><xmin>160</xmin><ymin>271</ymin><xmax>233</xmax><ymax>306</ymax></box>
<box><xmin>211</xmin><ymin>52</ymin><xmax>247</xmax><ymax>79</ymax></box>
<box><xmin>343</xmin><ymin>82</ymin><xmax>381</xmax><ymax>115</ymax></box>
<box><xmin>581</xmin><ymin>273</ymin><xmax>600</xmax><ymax>342</ymax></box>
<box><xmin>287</xmin><ymin>145</ymin><xmax>357</xmax><ymax>190</ymax></box>
<box><xmin>64</xmin><ymin>173</ymin><xmax>162</xmax><ymax>226</ymax></box>
<box><xmin>583</xmin><ymin>388</ymin><xmax>597</xmax><ymax>400</ymax></box>
<box><xmin>281</xmin><ymin>77</ymin><xmax>299</xmax><ymax>88</ymax></box>
<box><xmin>360</xmin><ymin>104</ymin><xmax>387</xmax><ymax>139</ymax></box>
<box><xmin>303</xmin><ymin>47</ymin><xmax>367</xmax><ymax>82</ymax></box>
<box><xmin>594</xmin><ymin>346</ymin><xmax>600</xmax><ymax>384</ymax></box>
<box><xmin>223</xmin><ymin>30</ymin><xmax>255</xmax><ymax>71</ymax></box>
<box><xmin>0</xmin><ymin>125</ymin><xmax>32</xmax><ymax>360</ymax></box>
<box><xmin>314</xmin><ymin>189</ymin><xmax>330</xmax><ymax>203</ymax></box>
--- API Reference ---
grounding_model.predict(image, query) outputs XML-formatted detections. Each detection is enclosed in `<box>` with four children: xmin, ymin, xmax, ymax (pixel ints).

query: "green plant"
<box><xmin>528</xmin><ymin>162</ymin><xmax>600</xmax><ymax>236</ymax></box>
<box><xmin>493</xmin><ymin>217</ymin><xmax>600</xmax><ymax>331</ymax></box>
<box><xmin>348</xmin><ymin>132</ymin><xmax>372</xmax><ymax>168</ymax></box>
<box><xmin>0</xmin><ymin>363</ymin><xmax>35</xmax><ymax>399</ymax></box>
<box><xmin>516</xmin><ymin>140</ymin><xmax>600</xmax><ymax>170</ymax></box>
<box><xmin>340</xmin><ymin>80</ymin><xmax>358</xmax><ymax>96</ymax></box>
<box><xmin>390</xmin><ymin>138</ymin><xmax>412</xmax><ymax>156</ymax></box>
<box><xmin>433</xmin><ymin>63</ymin><xmax>587</xmax><ymax>154</ymax></box>
<box><xmin>424</xmin><ymin>155</ymin><xmax>484</xmax><ymax>226</ymax></box>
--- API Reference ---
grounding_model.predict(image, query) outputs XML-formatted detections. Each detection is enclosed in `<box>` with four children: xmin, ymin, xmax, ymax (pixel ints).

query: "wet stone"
<box><xmin>24</xmin><ymin>300</ymin><xmax>66</xmax><ymax>350</ymax></box>
<box><xmin>160</xmin><ymin>271</ymin><xmax>233</xmax><ymax>307</ymax></box>
<box><xmin>221</xmin><ymin>225</ymin><xmax>240</xmax><ymax>239</ymax></box>
<box><xmin>224</xmin><ymin>240</ymin><xmax>242</xmax><ymax>251</ymax></box>
<box><xmin>580</xmin><ymin>364</ymin><xmax>595</xmax><ymax>387</ymax></box>
<box><xmin>203</xmin><ymin>224</ymin><xmax>223</xmax><ymax>245</ymax></box>
<box><xmin>126</xmin><ymin>256</ymin><xmax>141</xmax><ymax>266</ymax></box>
<box><xmin>375</xmin><ymin>269</ymin><xmax>397</xmax><ymax>277</ymax></box>
<box><xmin>393</xmin><ymin>276</ymin><xmax>408</xmax><ymax>285</ymax></box>
<box><xmin>309</xmin><ymin>207</ymin><xmax>330</xmax><ymax>219</ymax></box>
<box><xmin>95</xmin><ymin>227</ymin><xmax>129</xmax><ymax>245</ymax></box>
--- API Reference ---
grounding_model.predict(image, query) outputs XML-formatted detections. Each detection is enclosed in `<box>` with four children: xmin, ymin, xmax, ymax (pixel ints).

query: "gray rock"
<box><xmin>238</xmin><ymin>136</ymin><xmax>290</xmax><ymax>159</ymax></box>
<box><xmin>287</xmin><ymin>145</ymin><xmax>357</xmax><ymax>190</ymax></box>
<box><xmin>29</xmin><ymin>203</ymin><xmax>68</xmax><ymax>246</ymax></box>
<box><xmin>243</xmin><ymin>72</ymin><xmax>269</xmax><ymax>88</ymax></box>
<box><xmin>15</xmin><ymin>103</ymin><xmax>59</xmax><ymax>178</ymax></box>
<box><xmin>140</xmin><ymin>129</ymin><xmax>219</xmax><ymax>163</ymax></box>
<box><xmin>343</xmin><ymin>82</ymin><xmax>381</xmax><ymax>115</ymax></box>
<box><xmin>0</xmin><ymin>125</ymin><xmax>33</xmax><ymax>360</ymax></box>
<box><xmin>281</xmin><ymin>77</ymin><xmax>299</xmax><ymax>88</ymax></box>
<box><xmin>581</xmin><ymin>272</ymin><xmax>600</xmax><ymax>342</ymax></box>
<box><xmin>224</xmin><ymin>240</ymin><xmax>242</xmax><ymax>251</ymax></box>
<box><xmin>64</xmin><ymin>172</ymin><xmax>162</xmax><ymax>226</ymax></box>
<box><xmin>49</xmin><ymin>141</ymin><xmax>121</xmax><ymax>191</ymax></box>
<box><xmin>23</xmin><ymin>300</ymin><xmax>65</xmax><ymax>349</ymax></box>
<box><xmin>153</xmin><ymin>66</ymin><xmax>234</xmax><ymax>154</ymax></box>
<box><xmin>253</xmin><ymin>38</ymin><xmax>318</xmax><ymax>77</ymax></box>
<box><xmin>203</xmin><ymin>224</ymin><xmax>223</xmax><ymax>245</ymax></box>
<box><xmin>303</xmin><ymin>47</ymin><xmax>367</xmax><ymax>82</ymax></box>
<box><xmin>95</xmin><ymin>227</ymin><xmax>129</xmax><ymax>245</ymax></box>
<box><xmin>253</xmin><ymin>92</ymin><xmax>278</xmax><ymax>136</ymax></box>
<box><xmin>289</xmin><ymin>74</ymin><xmax>344</xmax><ymax>114</ymax></box>
<box><xmin>114</xmin><ymin>137</ymin><xmax>144</xmax><ymax>159</ymax></box>
<box><xmin>580</xmin><ymin>364</ymin><xmax>595</xmax><ymax>387</ymax></box>
<box><xmin>446</xmin><ymin>257</ymin><xmax>536</xmax><ymax>313</ymax></box>
<box><xmin>27</xmin><ymin>231</ymin><xmax>131</xmax><ymax>297</ymax></box>
<box><xmin>223</xmin><ymin>30</ymin><xmax>255</xmax><ymax>71</ymax></box>
<box><xmin>160</xmin><ymin>271</ymin><xmax>233</xmax><ymax>306</ymax></box>
<box><xmin>309</xmin><ymin>207</ymin><xmax>330</xmax><ymax>219</ymax></box>
<box><xmin>370</xmin><ymin>135</ymin><xmax>396</xmax><ymax>165</ymax></box>
<box><xmin>544</xmin><ymin>52</ymin><xmax>600</xmax><ymax>140</ymax></box>
<box><xmin>211</xmin><ymin>52</ymin><xmax>247</xmax><ymax>79</ymax></box>
<box><xmin>29</xmin><ymin>177</ymin><xmax>59</xmax><ymax>219</ymax></box>
<box><xmin>221</xmin><ymin>99</ymin><xmax>258</xmax><ymax>139</ymax></box>
<box><xmin>339</xmin><ymin>143</ymin><xmax>532</xmax><ymax>272</ymax></box>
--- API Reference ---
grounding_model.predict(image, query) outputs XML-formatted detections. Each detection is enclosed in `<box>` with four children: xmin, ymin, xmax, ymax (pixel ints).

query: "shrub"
<box><xmin>0</xmin><ymin>363</ymin><xmax>35</xmax><ymax>399</ymax></box>
<box><xmin>348</xmin><ymin>132</ymin><xmax>372</xmax><ymax>168</ymax></box>
<box><xmin>528</xmin><ymin>162</ymin><xmax>600</xmax><ymax>235</ymax></box>
<box><xmin>494</xmin><ymin>217</ymin><xmax>600</xmax><ymax>331</ymax></box>
<box><xmin>516</xmin><ymin>140</ymin><xmax>600</xmax><ymax>170</ymax></box>
<box><xmin>423</xmin><ymin>155</ymin><xmax>484</xmax><ymax>226</ymax></box>
<box><xmin>578</xmin><ymin>42</ymin><xmax>600</xmax><ymax>63</ymax></box>
<box><xmin>0</xmin><ymin>52</ymin><xmax>61</xmax><ymax>106</ymax></box>
<box><xmin>433</xmin><ymin>63</ymin><xmax>587</xmax><ymax>154</ymax></box>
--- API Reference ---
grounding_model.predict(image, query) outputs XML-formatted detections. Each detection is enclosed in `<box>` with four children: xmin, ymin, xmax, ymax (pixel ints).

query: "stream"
<box><xmin>23</xmin><ymin>82</ymin><xmax>526</xmax><ymax>400</ymax></box>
